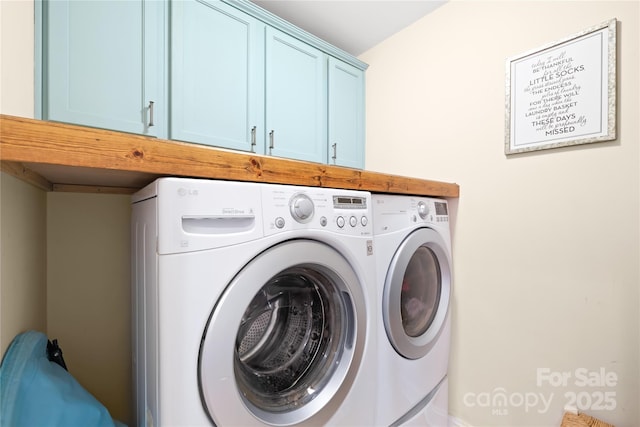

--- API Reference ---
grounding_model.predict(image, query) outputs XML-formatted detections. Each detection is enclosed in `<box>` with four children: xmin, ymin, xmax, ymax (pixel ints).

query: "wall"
<box><xmin>0</xmin><ymin>0</ymin><xmax>34</xmax><ymax>117</ymax></box>
<box><xmin>46</xmin><ymin>193</ymin><xmax>132</xmax><ymax>423</ymax></box>
<box><xmin>0</xmin><ymin>0</ymin><xmax>45</xmax><ymax>356</ymax></box>
<box><xmin>0</xmin><ymin>173</ymin><xmax>47</xmax><ymax>355</ymax></box>
<box><xmin>360</xmin><ymin>1</ymin><xmax>639</xmax><ymax>426</ymax></box>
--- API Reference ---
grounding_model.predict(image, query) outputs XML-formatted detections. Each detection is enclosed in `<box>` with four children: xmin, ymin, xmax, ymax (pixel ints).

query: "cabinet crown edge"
<box><xmin>224</xmin><ymin>0</ymin><xmax>369</xmax><ymax>71</ymax></box>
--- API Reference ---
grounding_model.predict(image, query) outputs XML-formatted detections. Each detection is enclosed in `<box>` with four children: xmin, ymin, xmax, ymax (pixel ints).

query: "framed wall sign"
<box><xmin>505</xmin><ymin>19</ymin><xmax>617</xmax><ymax>155</ymax></box>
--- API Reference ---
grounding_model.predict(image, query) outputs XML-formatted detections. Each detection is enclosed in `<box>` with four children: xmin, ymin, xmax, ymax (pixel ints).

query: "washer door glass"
<box><xmin>235</xmin><ymin>267</ymin><xmax>344</xmax><ymax>413</ymax></box>
<box><xmin>199</xmin><ymin>240</ymin><xmax>366</xmax><ymax>426</ymax></box>
<box><xmin>383</xmin><ymin>228</ymin><xmax>451</xmax><ymax>360</ymax></box>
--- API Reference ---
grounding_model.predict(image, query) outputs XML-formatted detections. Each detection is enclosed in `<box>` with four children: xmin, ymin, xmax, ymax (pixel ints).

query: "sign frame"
<box><xmin>505</xmin><ymin>19</ymin><xmax>617</xmax><ymax>155</ymax></box>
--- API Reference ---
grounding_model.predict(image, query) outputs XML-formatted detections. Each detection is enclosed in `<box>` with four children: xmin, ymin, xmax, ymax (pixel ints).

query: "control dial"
<box><xmin>417</xmin><ymin>201</ymin><xmax>429</xmax><ymax>219</ymax></box>
<box><xmin>290</xmin><ymin>193</ymin><xmax>314</xmax><ymax>223</ymax></box>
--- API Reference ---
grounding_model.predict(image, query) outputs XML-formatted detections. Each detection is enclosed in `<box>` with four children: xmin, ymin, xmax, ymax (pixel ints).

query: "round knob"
<box><xmin>290</xmin><ymin>194</ymin><xmax>314</xmax><ymax>223</ymax></box>
<box><xmin>417</xmin><ymin>201</ymin><xmax>429</xmax><ymax>219</ymax></box>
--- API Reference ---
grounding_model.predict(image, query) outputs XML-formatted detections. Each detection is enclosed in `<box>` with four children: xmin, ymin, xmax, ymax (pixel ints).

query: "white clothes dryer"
<box><xmin>372</xmin><ymin>194</ymin><xmax>452</xmax><ymax>426</ymax></box>
<box><xmin>131</xmin><ymin>178</ymin><xmax>377</xmax><ymax>426</ymax></box>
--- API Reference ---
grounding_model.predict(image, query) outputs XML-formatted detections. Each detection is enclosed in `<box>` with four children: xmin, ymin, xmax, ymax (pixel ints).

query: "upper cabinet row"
<box><xmin>38</xmin><ymin>0</ymin><xmax>367</xmax><ymax>169</ymax></box>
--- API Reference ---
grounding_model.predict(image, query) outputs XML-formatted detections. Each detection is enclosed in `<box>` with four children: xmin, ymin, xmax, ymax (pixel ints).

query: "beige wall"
<box><xmin>360</xmin><ymin>1</ymin><xmax>639</xmax><ymax>426</ymax></box>
<box><xmin>0</xmin><ymin>0</ymin><xmax>34</xmax><ymax>118</ymax></box>
<box><xmin>0</xmin><ymin>173</ymin><xmax>47</xmax><ymax>356</ymax></box>
<box><xmin>1</xmin><ymin>0</ymin><xmax>43</xmax><ymax>356</ymax></box>
<box><xmin>47</xmin><ymin>193</ymin><xmax>132</xmax><ymax>423</ymax></box>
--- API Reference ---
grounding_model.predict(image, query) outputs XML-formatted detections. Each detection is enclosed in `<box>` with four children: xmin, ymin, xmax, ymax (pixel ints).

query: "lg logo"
<box><xmin>178</xmin><ymin>188</ymin><xmax>199</xmax><ymax>196</ymax></box>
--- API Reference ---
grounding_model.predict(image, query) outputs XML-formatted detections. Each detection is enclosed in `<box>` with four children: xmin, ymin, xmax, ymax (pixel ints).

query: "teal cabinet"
<box><xmin>41</xmin><ymin>0</ymin><xmax>166</xmax><ymax>137</ymax></box>
<box><xmin>265</xmin><ymin>27</ymin><xmax>327</xmax><ymax>163</ymax></box>
<box><xmin>328</xmin><ymin>58</ymin><xmax>365</xmax><ymax>169</ymax></box>
<box><xmin>39</xmin><ymin>0</ymin><xmax>367</xmax><ymax>167</ymax></box>
<box><xmin>171</xmin><ymin>0</ymin><xmax>265</xmax><ymax>153</ymax></box>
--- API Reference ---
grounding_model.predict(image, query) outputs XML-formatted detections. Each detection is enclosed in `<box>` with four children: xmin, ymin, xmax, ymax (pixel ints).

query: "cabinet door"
<box><xmin>328</xmin><ymin>58</ymin><xmax>365</xmax><ymax>169</ymax></box>
<box><xmin>43</xmin><ymin>0</ymin><xmax>165</xmax><ymax>137</ymax></box>
<box><xmin>171</xmin><ymin>0</ymin><xmax>264</xmax><ymax>153</ymax></box>
<box><xmin>265</xmin><ymin>27</ymin><xmax>327</xmax><ymax>163</ymax></box>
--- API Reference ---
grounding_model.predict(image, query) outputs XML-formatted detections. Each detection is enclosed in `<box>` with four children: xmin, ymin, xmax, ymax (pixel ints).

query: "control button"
<box><xmin>349</xmin><ymin>216</ymin><xmax>357</xmax><ymax>227</ymax></box>
<box><xmin>320</xmin><ymin>216</ymin><xmax>327</xmax><ymax>227</ymax></box>
<box><xmin>290</xmin><ymin>193</ymin><xmax>314</xmax><ymax>223</ymax></box>
<box><xmin>275</xmin><ymin>217</ymin><xmax>285</xmax><ymax>229</ymax></box>
<box><xmin>361</xmin><ymin>215</ymin><xmax>368</xmax><ymax>227</ymax></box>
<box><xmin>417</xmin><ymin>201</ymin><xmax>429</xmax><ymax>219</ymax></box>
<box><xmin>336</xmin><ymin>216</ymin><xmax>345</xmax><ymax>228</ymax></box>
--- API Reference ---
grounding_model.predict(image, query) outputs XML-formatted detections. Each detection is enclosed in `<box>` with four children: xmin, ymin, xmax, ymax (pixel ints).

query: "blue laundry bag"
<box><xmin>0</xmin><ymin>330</ymin><xmax>125</xmax><ymax>427</ymax></box>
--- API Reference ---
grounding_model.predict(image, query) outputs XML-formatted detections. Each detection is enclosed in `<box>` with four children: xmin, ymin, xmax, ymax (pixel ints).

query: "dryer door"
<box><xmin>199</xmin><ymin>239</ymin><xmax>366</xmax><ymax>426</ymax></box>
<box><xmin>383</xmin><ymin>228</ymin><xmax>451</xmax><ymax>360</ymax></box>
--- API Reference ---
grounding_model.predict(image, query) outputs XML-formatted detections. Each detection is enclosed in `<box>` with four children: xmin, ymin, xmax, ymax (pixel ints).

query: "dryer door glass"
<box><xmin>383</xmin><ymin>228</ymin><xmax>451</xmax><ymax>360</ymax></box>
<box><xmin>401</xmin><ymin>246</ymin><xmax>441</xmax><ymax>337</ymax></box>
<box><xmin>235</xmin><ymin>266</ymin><xmax>345</xmax><ymax>413</ymax></box>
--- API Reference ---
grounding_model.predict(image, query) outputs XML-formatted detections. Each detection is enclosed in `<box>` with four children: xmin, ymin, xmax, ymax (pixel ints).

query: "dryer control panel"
<box><xmin>409</xmin><ymin>198</ymin><xmax>449</xmax><ymax>224</ymax></box>
<box><xmin>262</xmin><ymin>184</ymin><xmax>372</xmax><ymax>237</ymax></box>
<box><xmin>373</xmin><ymin>195</ymin><xmax>450</xmax><ymax>236</ymax></box>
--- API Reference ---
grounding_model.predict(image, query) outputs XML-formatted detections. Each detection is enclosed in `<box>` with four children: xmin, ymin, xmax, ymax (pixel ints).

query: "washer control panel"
<box><xmin>262</xmin><ymin>185</ymin><xmax>372</xmax><ymax>237</ymax></box>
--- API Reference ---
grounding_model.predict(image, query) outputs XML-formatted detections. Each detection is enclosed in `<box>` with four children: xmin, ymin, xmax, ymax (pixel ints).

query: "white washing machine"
<box><xmin>372</xmin><ymin>194</ymin><xmax>452</xmax><ymax>426</ymax></box>
<box><xmin>131</xmin><ymin>177</ymin><xmax>377</xmax><ymax>426</ymax></box>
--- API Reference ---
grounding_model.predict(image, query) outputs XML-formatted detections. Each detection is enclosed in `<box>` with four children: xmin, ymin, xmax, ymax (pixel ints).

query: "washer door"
<box><xmin>199</xmin><ymin>240</ymin><xmax>366</xmax><ymax>426</ymax></box>
<box><xmin>383</xmin><ymin>228</ymin><xmax>451</xmax><ymax>360</ymax></box>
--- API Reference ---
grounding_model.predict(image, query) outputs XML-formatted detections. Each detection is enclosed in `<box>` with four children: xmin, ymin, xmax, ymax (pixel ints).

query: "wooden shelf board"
<box><xmin>0</xmin><ymin>115</ymin><xmax>459</xmax><ymax>197</ymax></box>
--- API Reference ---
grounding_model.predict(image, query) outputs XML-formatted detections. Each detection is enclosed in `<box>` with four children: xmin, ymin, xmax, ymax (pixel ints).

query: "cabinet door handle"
<box><xmin>332</xmin><ymin>143</ymin><xmax>337</xmax><ymax>163</ymax></box>
<box><xmin>148</xmin><ymin>101</ymin><xmax>155</xmax><ymax>127</ymax></box>
<box><xmin>250</xmin><ymin>126</ymin><xmax>256</xmax><ymax>152</ymax></box>
<box><xmin>269</xmin><ymin>130</ymin><xmax>274</xmax><ymax>155</ymax></box>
